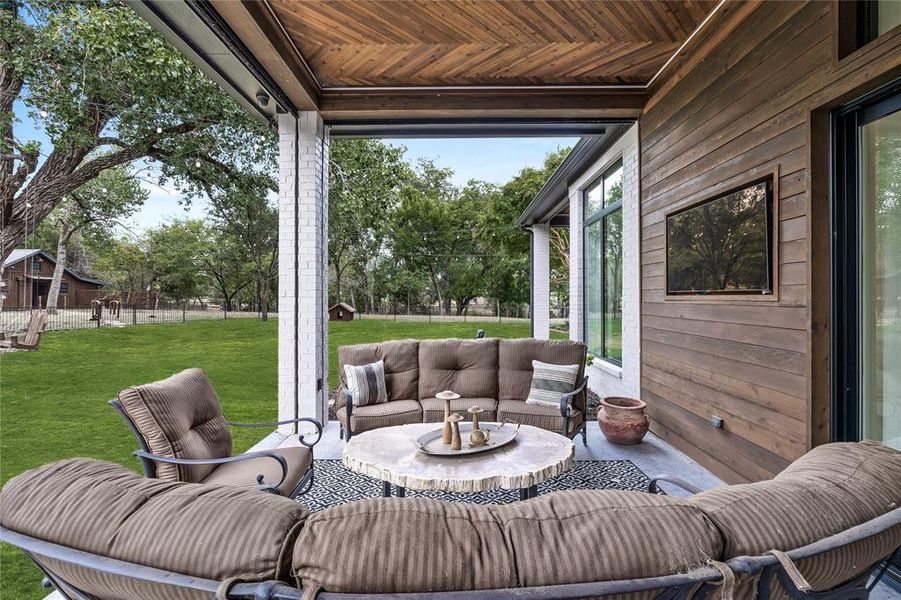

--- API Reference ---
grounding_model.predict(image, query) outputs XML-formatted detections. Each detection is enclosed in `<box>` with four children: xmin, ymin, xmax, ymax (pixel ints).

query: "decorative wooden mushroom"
<box><xmin>437</xmin><ymin>390</ymin><xmax>460</xmax><ymax>445</ymax></box>
<box><xmin>468</xmin><ymin>406</ymin><xmax>490</xmax><ymax>447</ymax></box>
<box><xmin>447</xmin><ymin>413</ymin><xmax>464</xmax><ymax>450</ymax></box>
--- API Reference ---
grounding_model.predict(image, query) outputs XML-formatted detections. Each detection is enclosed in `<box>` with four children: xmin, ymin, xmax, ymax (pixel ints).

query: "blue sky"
<box><xmin>14</xmin><ymin>102</ymin><xmax>576</xmax><ymax>232</ymax></box>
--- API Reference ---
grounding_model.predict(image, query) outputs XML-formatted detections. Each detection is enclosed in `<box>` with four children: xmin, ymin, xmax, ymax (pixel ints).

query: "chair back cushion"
<box><xmin>0</xmin><ymin>459</ymin><xmax>309</xmax><ymax>600</ymax></box>
<box><xmin>117</xmin><ymin>368</ymin><xmax>232</xmax><ymax>482</ymax></box>
<box><xmin>418</xmin><ymin>338</ymin><xmax>499</xmax><ymax>399</ymax></box>
<box><xmin>293</xmin><ymin>490</ymin><xmax>722</xmax><ymax>595</ymax></box>
<box><xmin>338</xmin><ymin>340</ymin><xmax>419</xmax><ymax>402</ymax></box>
<box><xmin>498</xmin><ymin>339</ymin><xmax>586</xmax><ymax>403</ymax></box>
<box><xmin>692</xmin><ymin>442</ymin><xmax>901</xmax><ymax>594</ymax></box>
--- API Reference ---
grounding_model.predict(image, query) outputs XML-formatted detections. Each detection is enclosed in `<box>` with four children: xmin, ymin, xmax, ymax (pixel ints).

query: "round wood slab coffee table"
<box><xmin>342</xmin><ymin>422</ymin><xmax>574</xmax><ymax>500</ymax></box>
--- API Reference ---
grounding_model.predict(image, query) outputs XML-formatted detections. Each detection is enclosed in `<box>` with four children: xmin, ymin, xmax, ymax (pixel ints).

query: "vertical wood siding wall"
<box><xmin>639</xmin><ymin>1</ymin><xmax>901</xmax><ymax>482</ymax></box>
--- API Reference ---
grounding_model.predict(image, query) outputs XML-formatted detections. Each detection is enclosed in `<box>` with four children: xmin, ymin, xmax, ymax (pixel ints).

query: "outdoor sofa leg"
<box><xmin>581</xmin><ymin>422</ymin><xmax>588</xmax><ymax>445</ymax></box>
<box><xmin>381</xmin><ymin>481</ymin><xmax>391</xmax><ymax>497</ymax></box>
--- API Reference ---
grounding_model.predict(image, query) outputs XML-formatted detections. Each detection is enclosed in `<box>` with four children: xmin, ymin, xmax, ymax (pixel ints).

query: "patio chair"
<box><xmin>109</xmin><ymin>368</ymin><xmax>321</xmax><ymax>498</ymax></box>
<box><xmin>0</xmin><ymin>309</ymin><xmax>48</xmax><ymax>351</ymax></box>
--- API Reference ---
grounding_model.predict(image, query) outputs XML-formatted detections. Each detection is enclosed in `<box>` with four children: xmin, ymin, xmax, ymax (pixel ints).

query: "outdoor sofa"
<box><xmin>1</xmin><ymin>442</ymin><xmax>899</xmax><ymax>599</ymax></box>
<box><xmin>337</xmin><ymin>338</ymin><xmax>589</xmax><ymax>441</ymax></box>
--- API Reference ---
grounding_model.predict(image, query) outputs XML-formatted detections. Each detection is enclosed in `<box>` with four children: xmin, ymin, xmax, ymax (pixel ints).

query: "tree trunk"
<box><xmin>46</xmin><ymin>220</ymin><xmax>73</xmax><ymax>314</ymax></box>
<box><xmin>259</xmin><ymin>279</ymin><xmax>270</xmax><ymax>321</ymax></box>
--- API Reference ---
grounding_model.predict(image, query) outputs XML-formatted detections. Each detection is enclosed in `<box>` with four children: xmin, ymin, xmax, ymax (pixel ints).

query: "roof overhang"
<box><xmin>126</xmin><ymin>1</ymin><xmax>727</xmax><ymax>134</ymax></box>
<box><xmin>517</xmin><ymin>124</ymin><xmax>631</xmax><ymax>228</ymax></box>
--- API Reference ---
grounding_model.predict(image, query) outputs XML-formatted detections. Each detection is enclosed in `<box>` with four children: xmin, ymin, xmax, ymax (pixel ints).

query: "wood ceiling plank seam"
<box><xmin>273</xmin><ymin>4</ymin><xmax>379</xmax><ymax>46</ymax></box>
<box><xmin>632</xmin><ymin>1</ymin><xmax>683</xmax><ymax>43</ymax></box>
<box><xmin>603</xmin><ymin>0</ymin><xmax>658</xmax><ymax>43</ymax></box>
<box><xmin>563</xmin><ymin>1</ymin><xmax>620</xmax><ymax>43</ymax></box>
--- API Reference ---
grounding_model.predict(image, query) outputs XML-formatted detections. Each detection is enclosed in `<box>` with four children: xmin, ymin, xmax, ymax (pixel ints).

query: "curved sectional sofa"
<box><xmin>1</xmin><ymin>442</ymin><xmax>899</xmax><ymax>599</ymax></box>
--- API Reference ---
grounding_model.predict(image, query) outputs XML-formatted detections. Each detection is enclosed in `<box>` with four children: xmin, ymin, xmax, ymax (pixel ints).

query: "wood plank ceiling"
<box><xmin>265</xmin><ymin>0</ymin><xmax>719</xmax><ymax>88</ymax></box>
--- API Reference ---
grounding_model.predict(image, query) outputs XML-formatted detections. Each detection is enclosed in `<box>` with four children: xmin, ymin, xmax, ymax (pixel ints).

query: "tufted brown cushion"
<box><xmin>497</xmin><ymin>339</ymin><xmax>587</xmax><ymax>409</ymax></box>
<box><xmin>417</xmin><ymin>338</ymin><xmax>499</xmax><ymax>399</ymax></box>
<box><xmin>0</xmin><ymin>459</ymin><xmax>308</xmax><ymax>600</ymax></box>
<box><xmin>117</xmin><ymin>368</ymin><xmax>232</xmax><ymax>483</ymax></box>
<box><xmin>420</xmin><ymin>397</ymin><xmax>497</xmax><ymax>422</ymax></box>
<box><xmin>692</xmin><ymin>442</ymin><xmax>901</xmax><ymax>597</ymax></box>
<box><xmin>337</xmin><ymin>340</ymin><xmax>419</xmax><ymax>405</ymax></box>
<box><xmin>293</xmin><ymin>490</ymin><xmax>722</xmax><ymax>595</ymax></box>
<box><xmin>336</xmin><ymin>399</ymin><xmax>422</xmax><ymax>433</ymax></box>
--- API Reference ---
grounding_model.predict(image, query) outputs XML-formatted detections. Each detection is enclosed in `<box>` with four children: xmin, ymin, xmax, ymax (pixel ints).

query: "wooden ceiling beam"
<box><xmin>209</xmin><ymin>0</ymin><xmax>320</xmax><ymax>111</ymax></box>
<box><xmin>318</xmin><ymin>88</ymin><xmax>646</xmax><ymax>122</ymax></box>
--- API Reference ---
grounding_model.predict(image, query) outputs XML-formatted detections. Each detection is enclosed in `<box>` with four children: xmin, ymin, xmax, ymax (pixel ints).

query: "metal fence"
<box><xmin>0</xmin><ymin>303</ymin><xmax>271</xmax><ymax>335</ymax></box>
<box><xmin>354</xmin><ymin>301</ymin><xmax>570</xmax><ymax>327</ymax></box>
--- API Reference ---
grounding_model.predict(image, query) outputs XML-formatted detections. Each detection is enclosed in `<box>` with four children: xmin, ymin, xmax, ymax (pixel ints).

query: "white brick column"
<box><xmin>531</xmin><ymin>223</ymin><xmax>551</xmax><ymax>339</ymax></box>
<box><xmin>278</xmin><ymin>112</ymin><xmax>329</xmax><ymax>432</ymax></box>
<box><xmin>568</xmin><ymin>188</ymin><xmax>584</xmax><ymax>343</ymax></box>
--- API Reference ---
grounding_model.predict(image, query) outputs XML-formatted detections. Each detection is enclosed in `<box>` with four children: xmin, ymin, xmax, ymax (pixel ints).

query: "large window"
<box><xmin>584</xmin><ymin>159</ymin><xmax>623</xmax><ymax>365</ymax></box>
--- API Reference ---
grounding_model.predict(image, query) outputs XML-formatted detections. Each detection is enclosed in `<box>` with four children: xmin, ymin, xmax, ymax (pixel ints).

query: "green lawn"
<box><xmin>0</xmin><ymin>318</ymin><xmax>545</xmax><ymax>598</ymax></box>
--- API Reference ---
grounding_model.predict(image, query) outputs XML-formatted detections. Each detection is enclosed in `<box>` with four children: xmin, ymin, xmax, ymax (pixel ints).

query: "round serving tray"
<box><xmin>412</xmin><ymin>422</ymin><xmax>520</xmax><ymax>456</ymax></box>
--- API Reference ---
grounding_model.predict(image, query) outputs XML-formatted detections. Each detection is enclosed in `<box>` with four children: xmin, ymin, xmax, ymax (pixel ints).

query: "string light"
<box><xmin>194</xmin><ymin>160</ymin><xmax>201</xmax><ymax>168</ymax></box>
<box><xmin>39</xmin><ymin>109</ymin><xmax>48</xmax><ymax>118</ymax></box>
<box><xmin>102</xmin><ymin>187</ymin><xmax>108</xmax><ymax>194</ymax></box>
<box><xmin>156</xmin><ymin>126</ymin><xmax>163</xmax><ymax>134</ymax></box>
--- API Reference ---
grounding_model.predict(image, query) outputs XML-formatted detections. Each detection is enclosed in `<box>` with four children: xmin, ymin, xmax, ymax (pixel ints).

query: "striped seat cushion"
<box><xmin>293</xmin><ymin>490</ymin><xmax>722</xmax><ymax>595</ymax></box>
<box><xmin>343</xmin><ymin>360</ymin><xmax>388</xmax><ymax>407</ymax></box>
<box><xmin>525</xmin><ymin>360</ymin><xmax>580</xmax><ymax>407</ymax></box>
<box><xmin>0</xmin><ymin>459</ymin><xmax>308</xmax><ymax>600</ymax></box>
<box><xmin>497</xmin><ymin>399</ymin><xmax>583</xmax><ymax>434</ymax></box>
<box><xmin>692</xmin><ymin>442</ymin><xmax>901</xmax><ymax>596</ymax></box>
<box><xmin>336</xmin><ymin>399</ymin><xmax>422</xmax><ymax>433</ymax></box>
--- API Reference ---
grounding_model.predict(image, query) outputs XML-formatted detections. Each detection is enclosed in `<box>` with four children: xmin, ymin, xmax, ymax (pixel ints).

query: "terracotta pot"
<box><xmin>598</xmin><ymin>397</ymin><xmax>649</xmax><ymax>445</ymax></box>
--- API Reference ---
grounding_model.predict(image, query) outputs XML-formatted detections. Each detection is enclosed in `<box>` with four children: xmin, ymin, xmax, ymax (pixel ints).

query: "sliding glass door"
<box><xmin>833</xmin><ymin>83</ymin><xmax>901</xmax><ymax>448</ymax></box>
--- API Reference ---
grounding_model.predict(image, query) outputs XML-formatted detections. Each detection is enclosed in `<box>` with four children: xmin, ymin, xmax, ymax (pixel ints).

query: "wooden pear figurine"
<box><xmin>447</xmin><ymin>413</ymin><xmax>464</xmax><ymax>450</ymax></box>
<box><xmin>468</xmin><ymin>406</ymin><xmax>490</xmax><ymax>447</ymax></box>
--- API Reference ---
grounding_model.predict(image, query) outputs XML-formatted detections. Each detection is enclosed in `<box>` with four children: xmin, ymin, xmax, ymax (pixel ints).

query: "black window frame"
<box><xmin>582</xmin><ymin>158</ymin><xmax>624</xmax><ymax>366</ymax></box>
<box><xmin>831</xmin><ymin>80</ymin><xmax>901</xmax><ymax>443</ymax></box>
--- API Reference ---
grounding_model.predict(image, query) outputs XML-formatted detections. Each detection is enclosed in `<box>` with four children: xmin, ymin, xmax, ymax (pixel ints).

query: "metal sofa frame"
<box><xmin>109</xmin><ymin>398</ymin><xmax>322</xmax><ymax>498</ymax></box>
<box><xmin>2</xmin><ymin>508</ymin><xmax>898</xmax><ymax>600</ymax></box>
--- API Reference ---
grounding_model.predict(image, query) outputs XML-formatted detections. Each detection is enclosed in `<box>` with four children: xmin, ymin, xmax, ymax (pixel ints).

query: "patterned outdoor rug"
<box><xmin>299</xmin><ymin>459</ymin><xmax>658</xmax><ymax>511</ymax></box>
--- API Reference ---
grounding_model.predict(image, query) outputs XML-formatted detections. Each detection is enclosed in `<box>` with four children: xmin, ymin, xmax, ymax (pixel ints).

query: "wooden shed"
<box><xmin>328</xmin><ymin>302</ymin><xmax>356</xmax><ymax>322</ymax></box>
<box><xmin>1</xmin><ymin>249</ymin><xmax>106</xmax><ymax>310</ymax></box>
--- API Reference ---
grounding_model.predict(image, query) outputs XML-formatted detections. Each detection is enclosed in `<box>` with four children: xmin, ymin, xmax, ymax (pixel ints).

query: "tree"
<box><xmin>201</xmin><ymin>229</ymin><xmax>252</xmax><ymax>312</ymax></box>
<box><xmin>146</xmin><ymin>220</ymin><xmax>210</xmax><ymax>302</ymax></box>
<box><xmin>1</xmin><ymin>0</ymin><xmax>274</xmax><ymax>262</ymax></box>
<box><xmin>328</xmin><ymin>139</ymin><xmax>408</xmax><ymax>304</ymax></box>
<box><xmin>208</xmin><ymin>180</ymin><xmax>279</xmax><ymax>319</ymax></box>
<box><xmin>44</xmin><ymin>166</ymin><xmax>146</xmax><ymax>312</ymax></box>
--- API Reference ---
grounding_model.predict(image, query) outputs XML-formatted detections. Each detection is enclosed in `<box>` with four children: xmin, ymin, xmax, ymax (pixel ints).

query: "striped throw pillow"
<box><xmin>526</xmin><ymin>360</ymin><xmax>580</xmax><ymax>408</ymax></box>
<box><xmin>343</xmin><ymin>360</ymin><xmax>388</xmax><ymax>407</ymax></box>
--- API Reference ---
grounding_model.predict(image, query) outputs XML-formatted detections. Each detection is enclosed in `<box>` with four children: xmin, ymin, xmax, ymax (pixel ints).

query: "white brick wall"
<box><xmin>568</xmin><ymin>124</ymin><xmax>641</xmax><ymax>400</ymax></box>
<box><xmin>531</xmin><ymin>223</ymin><xmax>550</xmax><ymax>339</ymax></box>
<box><xmin>278</xmin><ymin>112</ymin><xmax>330</xmax><ymax>432</ymax></box>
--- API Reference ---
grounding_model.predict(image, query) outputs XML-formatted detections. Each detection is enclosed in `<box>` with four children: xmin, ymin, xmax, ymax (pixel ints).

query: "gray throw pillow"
<box><xmin>344</xmin><ymin>360</ymin><xmax>388</xmax><ymax>406</ymax></box>
<box><xmin>526</xmin><ymin>360</ymin><xmax>579</xmax><ymax>407</ymax></box>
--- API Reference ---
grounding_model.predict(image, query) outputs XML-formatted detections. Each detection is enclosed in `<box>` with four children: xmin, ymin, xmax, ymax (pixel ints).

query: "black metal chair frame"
<box><xmin>3</xmin><ymin>508</ymin><xmax>898</xmax><ymax>599</ymax></box>
<box><xmin>109</xmin><ymin>399</ymin><xmax>322</xmax><ymax>498</ymax></box>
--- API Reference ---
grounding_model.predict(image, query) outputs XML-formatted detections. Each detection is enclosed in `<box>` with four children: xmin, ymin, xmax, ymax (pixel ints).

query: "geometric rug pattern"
<box><xmin>299</xmin><ymin>459</ymin><xmax>659</xmax><ymax>512</ymax></box>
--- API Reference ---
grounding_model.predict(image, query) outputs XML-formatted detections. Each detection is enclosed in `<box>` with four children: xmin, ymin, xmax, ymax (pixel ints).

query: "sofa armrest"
<box><xmin>132</xmin><ymin>450</ymin><xmax>289</xmax><ymax>493</ymax></box>
<box><xmin>560</xmin><ymin>377</ymin><xmax>589</xmax><ymax>417</ymax></box>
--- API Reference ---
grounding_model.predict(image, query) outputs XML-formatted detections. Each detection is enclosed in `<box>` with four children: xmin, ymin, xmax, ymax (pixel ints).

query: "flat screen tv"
<box><xmin>666</xmin><ymin>177</ymin><xmax>774</xmax><ymax>295</ymax></box>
